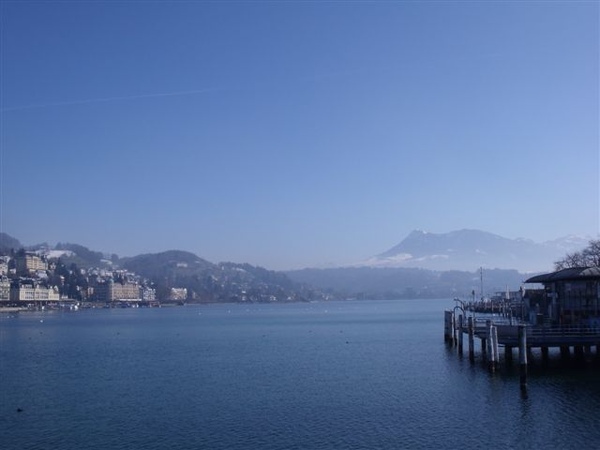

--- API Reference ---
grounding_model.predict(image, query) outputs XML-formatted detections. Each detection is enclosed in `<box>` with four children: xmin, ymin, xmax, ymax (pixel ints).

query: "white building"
<box><xmin>10</xmin><ymin>280</ymin><xmax>60</xmax><ymax>302</ymax></box>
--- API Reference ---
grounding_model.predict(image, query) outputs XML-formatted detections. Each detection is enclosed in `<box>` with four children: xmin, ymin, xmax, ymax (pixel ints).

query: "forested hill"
<box><xmin>120</xmin><ymin>251</ymin><xmax>318</xmax><ymax>302</ymax></box>
<box><xmin>0</xmin><ymin>233</ymin><xmax>22</xmax><ymax>252</ymax></box>
<box><xmin>1</xmin><ymin>231</ymin><xmax>540</xmax><ymax>300</ymax></box>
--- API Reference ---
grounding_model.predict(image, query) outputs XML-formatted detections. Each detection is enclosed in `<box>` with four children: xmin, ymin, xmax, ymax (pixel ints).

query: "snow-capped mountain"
<box><xmin>362</xmin><ymin>229</ymin><xmax>592</xmax><ymax>272</ymax></box>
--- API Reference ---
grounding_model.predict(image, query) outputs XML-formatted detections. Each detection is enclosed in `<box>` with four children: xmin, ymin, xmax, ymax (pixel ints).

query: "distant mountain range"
<box><xmin>361</xmin><ymin>229</ymin><xmax>591</xmax><ymax>273</ymax></box>
<box><xmin>1</xmin><ymin>229</ymin><xmax>593</xmax><ymax>300</ymax></box>
<box><xmin>285</xmin><ymin>266</ymin><xmax>526</xmax><ymax>300</ymax></box>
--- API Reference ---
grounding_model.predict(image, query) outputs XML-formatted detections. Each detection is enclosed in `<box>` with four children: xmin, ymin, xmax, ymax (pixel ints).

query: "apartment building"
<box><xmin>15</xmin><ymin>252</ymin><xmax>47</xmax><ymax>276</ymax></box>
<box><xmin>10</xmin><ymin>279</ymin><xmax>60</xmax><ymax>302</ymax></box>
<box><xmin>94</xmin><ymin>279</ymin><xmax>141</xmax><ymax>302</ymax></box>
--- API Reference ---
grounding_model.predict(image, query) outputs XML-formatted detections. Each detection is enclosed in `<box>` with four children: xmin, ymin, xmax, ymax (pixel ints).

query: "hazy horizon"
<box><xmin>2</xmin><ymin>227</ymin><xmax>595</xmax><ymax>273</ymax></box>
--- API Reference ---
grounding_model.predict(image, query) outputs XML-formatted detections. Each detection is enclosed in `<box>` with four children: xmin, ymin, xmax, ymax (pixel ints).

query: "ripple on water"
<box><xmin>2</xmin><ymin>301</ymin><xmax>600</xmax><ymax>450</ymax></box>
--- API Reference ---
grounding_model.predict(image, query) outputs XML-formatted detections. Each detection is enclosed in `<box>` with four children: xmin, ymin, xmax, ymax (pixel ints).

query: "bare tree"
<box><xmin>554</xmin><ymin>239</ymin><xmax>600</xmax><ymax>270</ymax></box>
<box><xmin>582</xmin><ymin>240</ymin><xmax>600</xmax><ymax>267</ymax></box>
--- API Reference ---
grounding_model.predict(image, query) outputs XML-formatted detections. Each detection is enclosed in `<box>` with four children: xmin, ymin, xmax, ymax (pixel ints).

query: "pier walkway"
<box><xmin>444</xmin><ymin>306</ymin><xmax>600</xmax><ymax>395</ymax></box>
<box><xmin>469</xmin><ymin>318</ymin><xmax>600</xmax><ymax>347</ymax></box>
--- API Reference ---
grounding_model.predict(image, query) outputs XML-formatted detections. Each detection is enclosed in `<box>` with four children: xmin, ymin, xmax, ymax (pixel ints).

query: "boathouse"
<box><xmin>445</xmin><ymin>267</ymin><xmax>600</xmax><ymax>393</ymax></box>
<box><xmin>524</xmin><ymin>267</ymin><xmax>600</xmax><ymax>327</ymax></box>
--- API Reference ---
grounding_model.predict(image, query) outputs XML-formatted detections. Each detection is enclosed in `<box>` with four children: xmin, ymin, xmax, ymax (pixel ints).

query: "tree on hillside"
<box><xmin>554</xmin><ymin>239</ymin><xmax>600</xmax><ymax>270</ymax></box>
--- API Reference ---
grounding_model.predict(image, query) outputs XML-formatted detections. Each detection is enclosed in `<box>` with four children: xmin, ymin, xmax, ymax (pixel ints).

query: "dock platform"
<box><xmin>444</xmin><ymin>305</ymin><xmax>600</xmax><ymax>395</ymax></box>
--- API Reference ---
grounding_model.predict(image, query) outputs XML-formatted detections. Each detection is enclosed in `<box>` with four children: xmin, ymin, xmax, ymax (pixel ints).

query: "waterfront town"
<box><xmin>0</xmin><ymin>250</ymin><xmax>161</xmax><ymax>308</ymax></box>
<box><xmin>0</xmin><ymin>237</ymin><xmax>329</xmax><ymax>310</ymax></box>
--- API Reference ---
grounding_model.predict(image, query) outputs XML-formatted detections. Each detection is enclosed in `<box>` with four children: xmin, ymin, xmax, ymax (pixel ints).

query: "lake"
<box><xmin>2</xmin><ymin>299</ymin><xmax>600</xmax><ymax>449</ymax></box>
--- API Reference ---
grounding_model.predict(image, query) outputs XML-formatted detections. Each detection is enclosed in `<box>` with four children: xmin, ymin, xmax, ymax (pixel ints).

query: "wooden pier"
<box><xmin>444</xmin><ymin>306</ymin><xmax>600</xmax><ymax>394</ymax></box>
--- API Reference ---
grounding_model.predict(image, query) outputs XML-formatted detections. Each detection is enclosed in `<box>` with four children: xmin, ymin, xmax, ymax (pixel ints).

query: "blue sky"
<box><xmin>1</xmin><ymin>1</ymin><xmax>598</xmax><ymax>270</ymax></box>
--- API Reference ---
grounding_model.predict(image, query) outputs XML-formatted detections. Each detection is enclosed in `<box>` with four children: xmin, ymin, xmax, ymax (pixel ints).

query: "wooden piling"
<box><xmin>488</xmin><ymin>325</ymin><xmax>498</xmax><ymax>373</ymax></box>
<box><xmin>492</xmin><ymin>326</ymin><xmax>499</xmax><ymax>367</ymax></box>
<box><xmin>585</xmin><ymin>345</ymin><xmax>593</xmax><ymax>361</ymax></box>
<box><xmin>518</xmin><ymin>324</ymin><xmax>527</xmax><ymax>392</ymax></box>
<box><xmin>468</xmin><ymin>316</ymin><xmax>475</xmax><ymax>362</ymax></box>
<box><xmin>541</xmin><ymin>346</ymin><xmax>549</xmax><ymax>364</ymax></box>
<box><xmin>505</xmin><ymin>345</ymin><xmax>513</xmax><ymax>364</ymax></box>
<box><xmin>444</xmin><ymin>311</ymin><xmax>453</xmax><ymax>344</ymax></box>
<box><xmin>481</xmin><ymin>336</ymin><xmax>487</xmax><ymax>360</ymax></box>
<box><xmin>458</xmin><ymin>314</ymin><xmax>464</xmax><ymax>355</ymax></box>
<box><xmin>452</xmin><ymin>311</ymin><xmax>457</xmax><ymax>346</ymax></box>
<box><xmin>483</xmin><ymin>320</ymin><xmax>492</xmax><ymax>365</ymax></box>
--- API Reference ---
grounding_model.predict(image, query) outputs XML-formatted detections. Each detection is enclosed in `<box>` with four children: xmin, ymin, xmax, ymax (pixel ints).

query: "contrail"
<box><xmin>1</xmin><ymin>88</ymin><xmax>220</xmax><ymax>112</ymax></box>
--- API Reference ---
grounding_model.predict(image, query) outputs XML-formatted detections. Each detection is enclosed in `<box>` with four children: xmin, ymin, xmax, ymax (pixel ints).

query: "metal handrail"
<box><xmin>528</xmin><ymin>326</ymin><xmax>600</xmax><ymax>337</ymax></box>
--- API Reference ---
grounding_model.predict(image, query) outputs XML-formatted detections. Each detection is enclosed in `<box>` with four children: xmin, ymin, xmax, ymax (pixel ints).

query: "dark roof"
<box><xmin>526</xmin><ymin>267</ymin><xmax>600</xmax><ymax>283</ymax></box>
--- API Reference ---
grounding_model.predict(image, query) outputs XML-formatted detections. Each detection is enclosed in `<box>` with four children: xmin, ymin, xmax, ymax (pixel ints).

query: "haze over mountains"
<box><xmin>361</xmin><ymin>229</ymin><xmax>590</xmax><ymax>273</ymax></box>
<box><xmin>1</xmin><ymin>229</ymin><xmax>590</xmax><ymax>274</ymax></box>
<box><xmin>1</xmin><ymin>229</ymin><xmax>593</xmax><ymax>299</ymax></box>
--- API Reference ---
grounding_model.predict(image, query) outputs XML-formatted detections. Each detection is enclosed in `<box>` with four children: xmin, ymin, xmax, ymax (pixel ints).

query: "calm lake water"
<box><xmin>2</xmin><ymin>299</ymin><xmax>600</xmax><ymax>449</ymax></box>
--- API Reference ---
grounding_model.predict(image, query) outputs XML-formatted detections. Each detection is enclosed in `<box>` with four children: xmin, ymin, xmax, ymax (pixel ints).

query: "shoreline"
<box><xmin>0</xmin><ymin>307</ymin><xmax>29</xmax><ymax>313</ymax></box>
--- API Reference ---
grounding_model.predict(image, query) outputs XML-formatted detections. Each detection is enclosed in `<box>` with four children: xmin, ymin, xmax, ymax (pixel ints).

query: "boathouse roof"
<box><xmin>525</xmin><ymin>267</ymin><xmax>600</xmax><ymax>283</ymax></box>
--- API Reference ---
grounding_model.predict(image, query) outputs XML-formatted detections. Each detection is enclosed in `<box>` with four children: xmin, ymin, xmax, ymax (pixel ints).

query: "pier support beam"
<box><xmin>481</xmin><ymin>337</ymin><xmax>487</xmax><ymax>360</ymax></box>
<box><xmin>452</xmin><ymin>312</ymin><xmax>457</xmax><ymax>346</ymax></box>
<box><xmin>505</xmin><ymin>345</ymin><xmax>513</xmax><ymax>365</ymax></box>
<box><xmin>486</xmin><ymin>322</ymin><xmax>492</xmax><ymax>368</ymax></box>
<box><xmin>444</xmin><ymin>311</ymin><xmax>454</xmax><ymax>344</ymax></box>
<box><xmin>482</xmin><ymin>320</ymin><xmax>492</xmax><ymax>362</ymax></box>
<box><xmin>541</xmin><ymin>346</ymin><xmax>549</xmax><ymax>364</ymax></box>
<box><xmin>560</xmin><ymin>346</ymin><xmax>571</xmax><ymax>360</ymax></box>
<box><xmin>458</xmin><ymin>314</ymin><xmax>464</xmax><ymax>355</ymax></box>
<box><xmin>468</xmin><ymin>316</ymin><xmax>475</xmax><ymax>363</ymax></box>
<box><xmin>487</xmin><ymin>325</ymin><xmax>499</xmax><ymax>373</ymax></box>
<box><xmin>573</xmin><ymin>345</ymin><xmax>585</xmax><ymax>365</ymax></box>
<box><xmin>518</xmin><ymin>324</ymin><xmax>527</xmax><ymax>393</ymax></box>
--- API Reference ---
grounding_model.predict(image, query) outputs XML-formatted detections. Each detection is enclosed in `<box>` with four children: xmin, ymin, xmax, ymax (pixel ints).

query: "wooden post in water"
<box><xmin>483</xmin><ymin>320</ymin><xmax>492</xmax><ymax>364</ymax></box>
<box><xmin>444</xmin><ymin>311</ymin><xmax>453</xmax><ymax>344</ymax></box>
<box><xmin>518</xmin><ymin>324</ymin><xmax>527</xmax><ymax>392</ymax></box>
<box><xmin>584</xmin><ymin>345</ymin><xmax>593</xmax><ymax>361</ymax></box>
<box><xmin>505</xmin><ymin>345</ymin><xmax>513</xmax><ymax>365</ymax></box>
<box><xmin>458</xmin><ymin>314</ymin><xmax>464</xmax><ymax>355</ymax></box>
<box><xmin>452</xmin><ymin>311</ymin><xmax>457</xmax><ymax>346</ymax></box>
<box><xmin>487</xmin><ymin>324</ymin><xmax>494</xmax><ymax>372</ymax></box>
<box><xmin>492</xmin><ymin>325</ymin><xmax>499</xmax><ymax>370</ymax></box>
<box><xmin>487</xmin><ymin>325</ymin><xmax>498</xmax><ymax>372</ymax></box>
<box><xmin>481</xmin><ymin>334</ymin><xmax>487</xmax><ymax>360</ymax></box>
<box><xmin>468</xmin><ymin>316</ymin><xmax>475</xmax><ymax>362</ymax></box>
<box><xmin>541</xmin><ymin>346</ymin><xmax>549</xmax><ymax>364</ymax></box>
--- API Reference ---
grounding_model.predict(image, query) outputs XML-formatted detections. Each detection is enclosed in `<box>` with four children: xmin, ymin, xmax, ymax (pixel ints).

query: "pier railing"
<box><xmin>524</xmin><ymin>326</ymin><xmax>600</xmax><ymax>346</ymax></box>
<box><xmin>468</xmin><ymin>317</ymin><xmax>600</xmax><ymax>346</ymax></box>
<box><xmin>446</xmin><ymin>305</ymin><xmax>600</xmax><ymax>394</ymax></box>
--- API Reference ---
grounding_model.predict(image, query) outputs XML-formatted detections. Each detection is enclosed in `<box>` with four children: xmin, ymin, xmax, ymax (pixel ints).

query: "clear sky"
<box><xmin>1</xmin><ymin>1</ymin><xmax>598</xmax><ymax>270</ymax></box>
